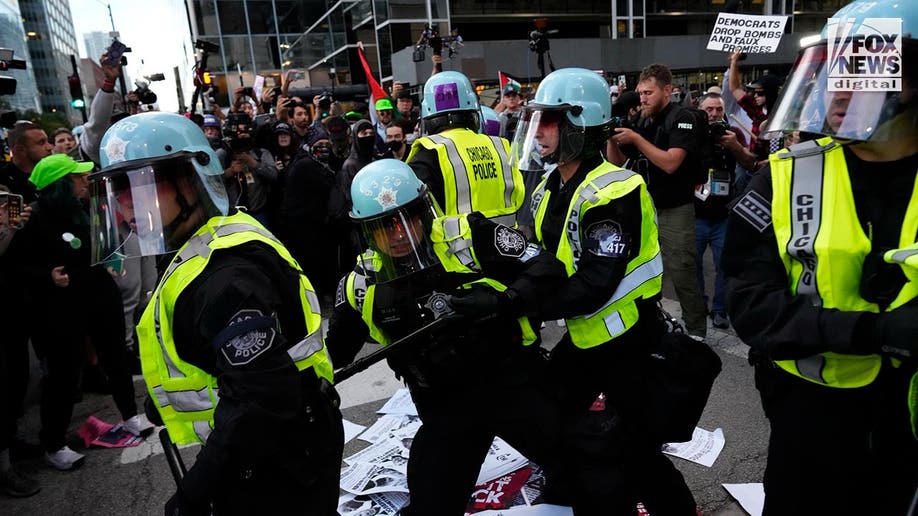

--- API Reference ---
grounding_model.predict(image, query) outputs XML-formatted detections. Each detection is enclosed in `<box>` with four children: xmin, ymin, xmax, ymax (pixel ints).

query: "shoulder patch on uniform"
<box><xmin>220</xmin><ymin>309</ymin><xmax>275</xmax><ymax>366</ymax></box>
<box><xmin>585</xmin><ymin>220</ymin><xmax>628</xmax><ymax>258</ymax></box>
<box><xmin>494</xmin><ymin>225</ymin><xmax>526</xmax><ymax>257</ymax></box>
<box><xmin>732</xmin><ymin>190</ymin><xmax>773</xmax><ymax>233</ymax></box>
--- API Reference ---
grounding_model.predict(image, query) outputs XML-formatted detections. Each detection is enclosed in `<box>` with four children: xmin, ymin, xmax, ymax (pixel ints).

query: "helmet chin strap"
<box><xmin>162</xmin><ymin>185</ymin><xmax>200</xmax><ymax>245</ymax></box>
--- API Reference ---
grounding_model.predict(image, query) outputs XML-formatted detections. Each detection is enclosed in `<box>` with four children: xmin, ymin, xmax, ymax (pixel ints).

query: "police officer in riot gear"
<box><xmin>326</xmin><ymin>159</ymin><xmax>566</xmax><ymax>516</ymax></box>
<box><xmin>723</xmin><ymin>1</ymin><xmax>918</xmax><ymax>513</ymax></box>
<box><xmin>512</xmin><ymin>68</ymin><xmax>697</xmax><ymax>515</ymax></box>
<box><xmin>90</xmin><ymin>112</ymin><xmax>342</xmax><ymax>515</ymax></box>
<box><xmin>407</xmin><ymin>71</ymin><xmax>525</xmax><ymax>224</ymax></box>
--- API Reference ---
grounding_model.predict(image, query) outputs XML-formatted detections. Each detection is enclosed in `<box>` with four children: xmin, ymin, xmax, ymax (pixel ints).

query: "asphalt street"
<box><xmin>0</xmin><ymin>257</ymin><xmax>768</xmax><ymax>515</ymax></box>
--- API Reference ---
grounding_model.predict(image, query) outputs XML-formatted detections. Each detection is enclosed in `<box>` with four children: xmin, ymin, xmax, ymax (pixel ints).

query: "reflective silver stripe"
<box><xmin>567</xmin><ymin>169</ymin><xmax>638</xmax><ymax>265</ymax></box>
<box><xmin>305</xmin><ymin>290</ymin><xmax>320</xmax><ymax>313</ymax></box>
<box><xmin>889</xmin><ymin>249</ymin><xmax>918</xmax><ymax>264</ymax></box>
<box><xmin>603</xmin><ymin>311</ymin><xmax>625</xmax><ymax>337</ymax></box>
<box><xmin>488</xmin><ymin>135</ymin><xmax>515</xmax><ymax>210</ymax></box>
<box><xmin>586</xmin><ymin>253</ymin><xmax>664</xmax><ymax>318</ymax></box>
<box><xmin>796</xmin><ymin>355</ymin><xmax>827</xmax><ymax>383</ymax></box>
<box><xmin>152</xmin><ymin>385</ymin><xmax>171</xmax><ymax>408</ymax></box>
<box><xmin>153</xmin><ymin>231</ymin><xmax>217</xmax><ymax>380</ymax></box>
<box><xmin>193</xmin><ymin>420</ymin><xmax>212</xmax><ymax>442</ymax></box>
<box><xmin>428</xmin><ymin>134</ymin><xmax>473</xmax><ymax>213</ymax></box>
<box><xmin>441</xmin><ymin>217</ymin><xmax>477</xmax><ymax>269</ymax></box>
<box><xmin>288</xmin><ymin>331</ymin><xmax>324</xmax><ymax>362</ymax></box>
<box><xmin>159</xmin><ymin>387</ymin><xmax>214</xmax><ymax>412</ymax></box>
<box><xmin>352</xmin><ymin>273</ymin><xmax>368</xmax><ymax>312</ymax></box>
<box><xmin>213</xmin><ymin>222</ymin><xmax>278</xmax><ymax>243</ymax></box>
<box><xmin>359</xmin><ymin>251</ymin><xmax>378</xmax><ymax>273</ymax></box>
<box><xmin>788</xmin><ymin>152</ymin><xmax>824</xmax><ymax>304</ymax></box>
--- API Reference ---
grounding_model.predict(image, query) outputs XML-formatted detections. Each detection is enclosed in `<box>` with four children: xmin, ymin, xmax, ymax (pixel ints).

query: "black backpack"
<box><xmin>659</xmin><ymin>105</ymin><xmax>713</xmax><ymax>186</ymax></box>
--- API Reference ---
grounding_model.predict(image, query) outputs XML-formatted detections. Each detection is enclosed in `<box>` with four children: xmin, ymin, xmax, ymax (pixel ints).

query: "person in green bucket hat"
<box><xmin>10</xmin><ymin>153</ymin><xmax>153</xmax><ymax>472</ymax></box>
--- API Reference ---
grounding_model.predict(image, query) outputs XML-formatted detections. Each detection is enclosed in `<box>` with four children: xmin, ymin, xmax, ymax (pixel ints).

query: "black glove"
<box><xmin>447</xmin><ymin>286</ymin><xmax>517</xmax><ymax>318</ymax></box>
<box><xmin>164</xmin><ymin>491</ymin><xmax>209</xmax><ymax>516</ymax></box>
<box><xmin>873</xmin><ymin>304</ymin><xmax>918</xmax><ymax>361</ymax></box>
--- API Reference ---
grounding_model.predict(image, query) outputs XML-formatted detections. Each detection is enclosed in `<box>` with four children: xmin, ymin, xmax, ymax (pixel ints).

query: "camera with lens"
<box><xmin>710</xmin><ymin>120</ymin><xmax>730</xmax><ymax>139</ymax></box>
<box><xmin>132</xmin><ymin>79</ymin><xmax>158</xmax><ymax>105</ymax></box>
<box><xmin>317</xmin><ymin>90</ymin><xmax>333</xmax><ymax>111</ymax></box>
<box><xmin>223</xmin><ymin>112</ymin><xmax>255</xmax><ymax>154</ymax></box>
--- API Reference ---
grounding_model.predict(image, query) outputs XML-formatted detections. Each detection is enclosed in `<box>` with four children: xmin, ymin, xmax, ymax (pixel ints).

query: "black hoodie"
<box><xmin>338</xmin><ymin>119</ymin><xmax>377</xmax><ymax>209</ymax></box>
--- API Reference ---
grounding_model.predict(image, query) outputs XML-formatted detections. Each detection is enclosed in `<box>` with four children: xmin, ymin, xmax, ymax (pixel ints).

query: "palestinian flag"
<box><xmin>498</xmin><ymin>71</ymin><xmax>523</xmax><ymax>97</ymax></box>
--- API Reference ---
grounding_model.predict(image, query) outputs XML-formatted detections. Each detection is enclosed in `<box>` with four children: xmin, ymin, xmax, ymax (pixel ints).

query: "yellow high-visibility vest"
<box><xmin>770</xmin><ymin>137</ymin><xmax>918</xmax><ymax>388</ymax></box>
<box><xmin>407</xmin><ymin>128</ymin><xmax>524</xmax><ymax>225</ymax></box>
<box><xmin>532</xmin><ymin>160</ymin><xmax>663</xmax><ymax>348</ymax></box>
<box><xmin>137</xmin><ymin>211</ymin><xmax>333</xmax><ymax>445</ymax></box>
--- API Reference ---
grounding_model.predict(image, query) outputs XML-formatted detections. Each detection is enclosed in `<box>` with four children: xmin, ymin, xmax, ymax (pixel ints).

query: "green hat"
<box><xmin>29</xmin><ymin>154</ymin><xmax>94</xmax><ymax>189</ymax></box>
<box><xmin>375</xmin><ymin>98</ymin><xmax>394</xmax><ymax>111</ymax></box>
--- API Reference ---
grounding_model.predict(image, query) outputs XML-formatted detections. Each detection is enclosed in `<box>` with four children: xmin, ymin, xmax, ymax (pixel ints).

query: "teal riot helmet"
<box><xmin>420</xmin><ymin>71</ymin><xmax>481</xmax><ymax>135</ymax></box>
<box><xmin>763</xmin><ymin>0</ymin><xmax>918</xmax><ymax>142</ymax></box>
<box><xmin>89</xmin><ymin>112</ymin><xmax>229</xmax><ymax>265</ymax></box>
<box><xmin>512</xmin><ymin>68</ymin><xmax>612</xmax><ymax>171</ymax></box>
<box><xmin>480</xmin><ymin>106</ymin><xmax>501</xmax><ymax>136</ymax></box>
<box><xmin>350</xmin><ymin>159</ymin><xmax>443</xmax><ymax>283</ymax></box>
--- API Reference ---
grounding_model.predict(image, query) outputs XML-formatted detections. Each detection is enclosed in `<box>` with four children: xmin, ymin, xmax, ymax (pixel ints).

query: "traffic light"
<box><xmin>68</xmin><ymin>74</ymin><xmax>84</xmax><ymax>110</ymax></box>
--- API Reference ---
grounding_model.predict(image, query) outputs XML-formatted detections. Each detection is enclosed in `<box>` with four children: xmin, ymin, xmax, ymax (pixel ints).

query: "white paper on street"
<box><xmin>377</xmin><ymin>388</ymin><xmax>418</xmax><ymax>416</ymax></box>
<box><xmin>345</xmin><ymin>438</ymin><xmax>413</xmax><ymax>475</ymax></box>
<box><xmin>662</xmin><ymin>427</ymin><xmax>725</xmax><ymax>467</ymax></box>
<box><xmin>359</xmin><ymin>414</ymin><xmax>419</xmax><ymax>443</ymax></box>
<box><xmin>340</xmin><ymin>462</ymin><xmax>410</xmax><ymax>495</ymax></box>
<box><xmin>723</xmin><ymin>483</ymin><xmax>764</xmax><ymax>516</ymax></box>
<box><xmin>476</xmin><ymin>437</ymin><xmax>529</xmax><ymax>485</ymax></box>
<box><xmin>338</xmin><ymin>491</ymin><xmax>410</xmax><ymax>516</ymax></box>
<box><xmin>343</xmin><ymin>419</ymin><xmax>366</xmax><ymax>444</ymax></box>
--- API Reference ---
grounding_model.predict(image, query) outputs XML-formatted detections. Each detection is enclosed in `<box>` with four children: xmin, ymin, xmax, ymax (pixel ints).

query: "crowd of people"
<box><xmin>0</xmin><ymin>1</ymin><xmax>916</xmax><ymax>514</ymax></box>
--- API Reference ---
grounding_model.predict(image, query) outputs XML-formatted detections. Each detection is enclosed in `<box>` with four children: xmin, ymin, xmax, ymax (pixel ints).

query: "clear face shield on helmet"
<box><xmin>89</xmin><ymin>152</ymin><xmax>224</xmax><ymax>266</ymax></box>
<box><xmin>511</xmin><ymin>106</ymin><xmax>585</xmax><ymax>172</ymax></box>
<box><xmin>356</xmin><ymin>191</ymin><xmax>442</xmax><ymax>284</ymax></box>
<box><xmin>763</xmin><ymin>41</ymin><xmax>918</xmax><ymax>142</ymax></box>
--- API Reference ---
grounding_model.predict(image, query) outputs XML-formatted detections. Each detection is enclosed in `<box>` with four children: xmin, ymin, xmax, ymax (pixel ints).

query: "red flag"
<box><xmin>357</xmin><ymin>44</ymin><xmax>388</xmax><ymax>104</ymax></box>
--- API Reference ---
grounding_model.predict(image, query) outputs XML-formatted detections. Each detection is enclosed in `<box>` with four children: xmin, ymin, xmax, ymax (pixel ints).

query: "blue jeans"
<box><xmin>695</xmin><ymin>217</ymin><xmax>727</xmax><ymax>313</ymax></box>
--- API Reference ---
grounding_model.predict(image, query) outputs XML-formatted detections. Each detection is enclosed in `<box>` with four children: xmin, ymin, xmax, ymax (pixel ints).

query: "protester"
<box><xmin>51</xmin><ymin>128</ymin><xmax>77</xmax><ymax>156</ymax></box>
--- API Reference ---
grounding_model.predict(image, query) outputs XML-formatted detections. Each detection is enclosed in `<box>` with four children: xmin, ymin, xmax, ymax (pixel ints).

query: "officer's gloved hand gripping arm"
<box><xmin>722</xmin><ymin>169</ymin><xmax>906</xmax><ymax>360</ymax></box>
<box><xmin>169</xmin><ymin>256</ymin><xmax>313</xmax><ymax>511</ymax></box>
<box><xmin>447</xmin><ymin>213</ymin><xmax>566</xmax><ymax>319</ymax></box>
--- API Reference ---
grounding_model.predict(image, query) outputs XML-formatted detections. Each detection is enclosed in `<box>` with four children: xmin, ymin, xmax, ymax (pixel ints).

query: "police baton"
<box><xmin>334</xmin><ymin>293</ymin><xmax>454</xmax><ymax>383</ymax></box>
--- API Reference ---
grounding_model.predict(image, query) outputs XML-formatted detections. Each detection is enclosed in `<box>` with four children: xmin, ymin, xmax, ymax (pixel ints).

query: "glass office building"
<box><xmin>187</xmin><ymin>0</ymin><xmax>848</xmax><ymax>103</ymax></box>
<box><xmin>19</xmin><ymin>0</ymin><xmax>83</xmax><ymax>124</ymax></box>
<box><xmin>0</xmin><ymin>0</ymin><xmax>40</xmax><ymax>113</ymax></box>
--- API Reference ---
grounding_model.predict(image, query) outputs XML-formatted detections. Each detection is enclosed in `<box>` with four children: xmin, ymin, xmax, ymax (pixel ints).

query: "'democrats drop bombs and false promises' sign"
<box><xmin>706</xmin><ymin>13</ymin><xmax>789</xmax><ymax>54</ymax></box>
<box><xmin>827</xmin><ymin>17</ymin><xmax>902</xmax><ymax>92</ymax></box>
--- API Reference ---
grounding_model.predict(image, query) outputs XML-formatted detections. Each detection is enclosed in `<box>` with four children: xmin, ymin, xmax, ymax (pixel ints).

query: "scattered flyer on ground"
<box><xmin>706</xmin><ymin>12</ymin><xmax>788</xmax><ymax>54</ymax></box>
<box><xmin>476</xmin><ymin>437</ymin><xmax>529</xmax><ymax>485</ymax></box>
<box><xmin>344</xmin><ymin>419</ymin><xmax>367</xmax><ymax>444</ymax></box>
<box><xmin>466</xmin><ymin>466</ymin><xmax>532</xmax><ymax>514</ymax></box>
<box><xmin>662</xmin><ymin>427</ymin><xmax>725</xmax><ymax>467</ymax></box>
<box><xmin>723</xmin><ymin>483</ymin><xmax>764</xmax><ymax>516</ymax></box>
<box><xmin>78</xmin><ymin>416</ymin><xmax>144</xmax><ymax>449</ymax></box>
<box><xmin>340</xmin><ymin>463</ymin><xmax>410</xmax><ymax>496</ymax></box>
<box><xmin>345</xmin><ymin>436</ymin><xmax>413</xmax><ymax>475</ymax></box>
<box><xmin>471</xmin><ymin>505</ymin><xmax>574</xmax><ymax>516</ymax></box>
<box><xmin>338</xmin><ymin>491</ymin><xmax>410</xmax><ymax>515</ymax></box>
<box><xmin>377</xmin><ymin>388</ymin><xmax>418</xmax><ymax>416</ymax></box>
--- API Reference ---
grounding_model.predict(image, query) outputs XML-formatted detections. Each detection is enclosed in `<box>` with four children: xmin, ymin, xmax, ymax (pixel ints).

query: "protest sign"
<box><xmin>827</xmin><ymin>17</ymin><xmax>902</xmax><ymax>92</ymax></box>
<box><xmin>707</xmin><ymin>13</ymin><xmax>788</xmax><ymax>53</ymax></box>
